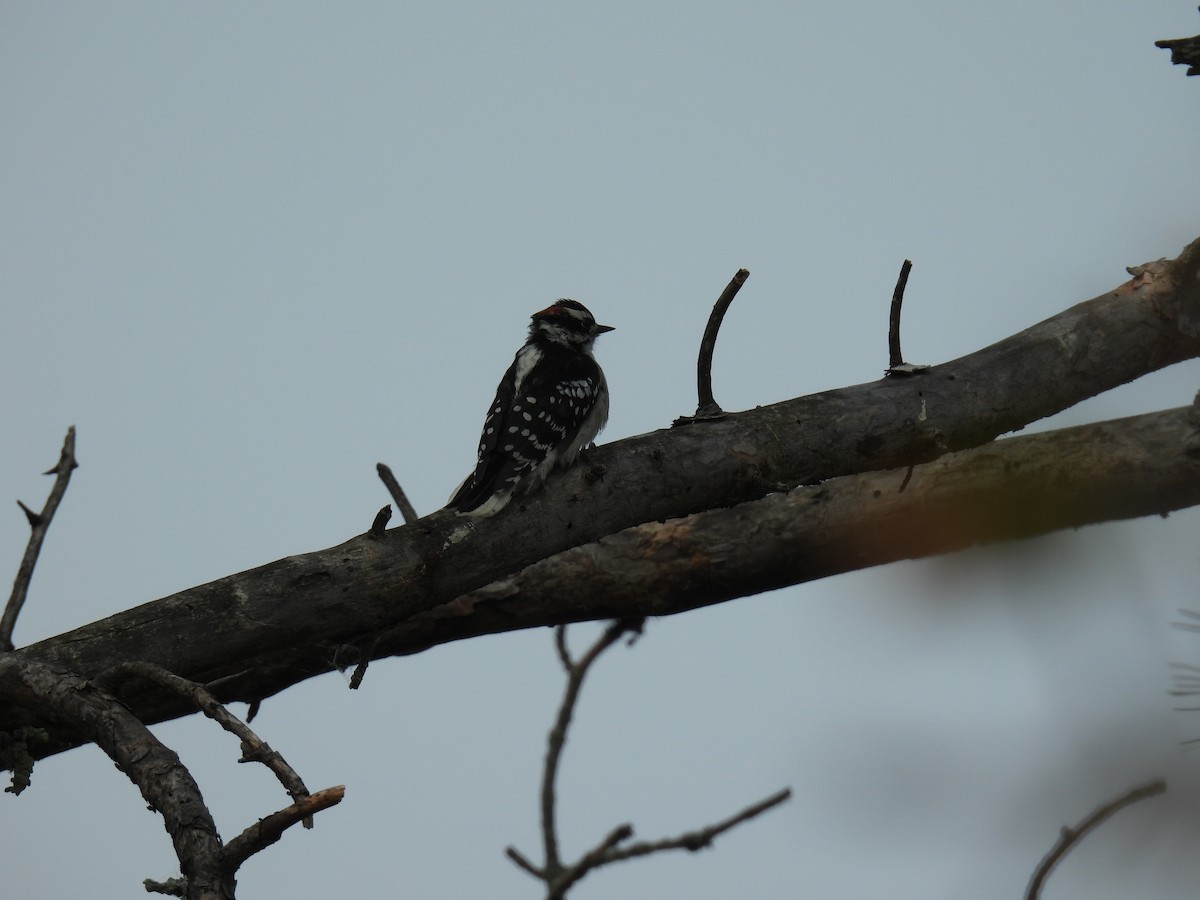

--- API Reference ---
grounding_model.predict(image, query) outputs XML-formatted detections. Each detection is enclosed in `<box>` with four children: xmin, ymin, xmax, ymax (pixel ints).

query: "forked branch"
<box><xmin>507</xmin><ymin>621</ymin><xmax>790</xmax><ymax>899</ymax></box>
<box><xmin>1</xmin><ymin>426</ymin><xmax>78</xmax><ymax>652</ymax></box>
<box><xmin>100</xmin><ymin>661</ymin><xmax>315</xmax><ymax>823</ymax></box>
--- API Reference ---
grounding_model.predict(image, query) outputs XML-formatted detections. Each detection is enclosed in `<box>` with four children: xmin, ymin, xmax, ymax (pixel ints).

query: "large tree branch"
<box><xmin>2</xmin><ymin>239</ymin><xmax>1198</xmax><ymax>764</ymax></box>
<box><xmin>0</xmin><ymin>656</ymin><xmax>232</xmax><ymax>899</ymax></box>
<box><xmin>377</xmin><ymin>400</ymin><xmax>1200</xmax><ymax>648</ymax></box>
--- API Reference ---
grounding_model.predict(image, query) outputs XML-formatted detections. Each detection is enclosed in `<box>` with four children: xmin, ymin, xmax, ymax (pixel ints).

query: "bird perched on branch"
<box><xmin>448</xmin><ymin>299</ymin><xmax>614</xmax><ymax>516</ymax></box>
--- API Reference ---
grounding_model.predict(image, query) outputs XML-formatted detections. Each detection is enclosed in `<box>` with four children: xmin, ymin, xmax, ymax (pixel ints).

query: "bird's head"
<box><xmin>529</xmin><ymin>299</ymin><xmax>614</xmax><ymax>349</ymax></box>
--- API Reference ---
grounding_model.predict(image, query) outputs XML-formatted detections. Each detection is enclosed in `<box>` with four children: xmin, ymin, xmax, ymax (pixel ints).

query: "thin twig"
<box><xmin>510</xmin><ymin>619</ymin><xmax>788</xmax><ymax>899</ymax></box>
<box><xmin>377</xmin><ymin>463</ymin><xmax>419</xmax><ymax>524</ymax></box>
<box><xmin>888</xmin><ymin>259</ymin><xmax>913</xmax><ymax>369</ymax></box>
<box><xmin>549</xmin><ymin>823</ymin><xmax>634</xmax><ymax>899</ymax></box>
<box><xmin>604</xmin><ymin>787</ymin><xmax>792</xmax><ymax>863</ymax></box>
<box><xmin>505</xmin><ymin>846</ymin><xmax>544</xmax><ymax>879</ymax></box>
<box><xmin>1</xmin><ymin>426</ymin><xmax>78</xmax><ymax>652</ymax></box>
<box><xmin>1025</xmin><ymin>779</ymin><xmax>1166</xmax><ymax>900</ymax></box>
<box><xmin>101</xmin><ymin>661</ymin><xmax>315</xmax><ymax>826</ymax></box>
<box><xmin>221</xmin><ymin>785</ymin><xmax>346</xmax><ymax>870</ymax></box>
<box><xmin>885</xmin><ymin>260</ymin><xmax>929</xmax><ymax>377</ymax></box>
<box><xmin>541</xmin><ymin>621</ymin><xmax>640</xmax><ymax>873</ymax></box>
<box><xmin>692</xmin><ymin>269</ymin><xmax>749</xmax><ymax>420</ymax></box>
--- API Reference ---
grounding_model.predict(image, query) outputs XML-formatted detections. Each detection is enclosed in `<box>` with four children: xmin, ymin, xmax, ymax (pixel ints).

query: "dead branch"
<box><xmin>369</xmin><ymin>505</ymin><xmax>392</xmax><ymax>537</ymax></box>
<box><xmin>0</xmin><ymin>655</ymin><xmax>231</xmax><ymax>899</ymax></box>
<box><xmin>682</xmin><ymin>268</ymin><xmax>749</xmax><ymax>421</ymax></box>
<box><xmin>1025</xmin><ymin>779</ymin><xmax>1166</xmax><ymax>900</ymax></box>
<box><xmin>145</xmin><ymin>786</ymin><xmax>346</xmax><ymax>895</ymax></box>
<box><xmin>1</xmin><ymin>426</ymin><xmax>78</xmax><ymax>652</ymax></box>
<box><xmin>540</xmin><ymin>621</ymin><xmax>640</xmax><ymax>872</ymax></box>
<box><xmin>377</xmin><ymin>463</ymin><xmax>419</xmax><ymax>524</ymax></box>
<box><xmin>220</xmin><ymin>785</ymin><xmax>346</xmax><ymax>871</ymax></box>
<box><xmin>340</xmin><ymin>400</ymin><xmax>1200</xmax><ymax>672</ymax></box>
<box><xmin>3</xmin><ymin>238</ymin><xmax>1200</xmax><ymax>763</ymax></box>
<box><xmin>889</xmin><ymin>259</ymin><xmax>911</xmax><ymax>369</ymax></box>
<box><xmin>143</xmin><ymin>876</ymin><xmax>187</xmax><ymax>896</ymax></box>
<box><xmin>1156</xmin><ymin>7</ymin><xmax>1200</xmax><ymax>77</ymax></box>
<box><xmin>508</xmin><ymin>622</ymin><xmax>789</xmax><ymax>899</ymax></box>
<box><xmin>603</xmin><ymin>787</ymin><xmax>792</xmax><ymax>862</ymax></box>
<box><xmin>99</xmin><ymin>661</ymin><xmax>314</xmax><ymax>823</ymax></box>
<box><xmin>885</xmin><ymin>259</ymin><xmax>928</xmax><ymax>376</ymax></box>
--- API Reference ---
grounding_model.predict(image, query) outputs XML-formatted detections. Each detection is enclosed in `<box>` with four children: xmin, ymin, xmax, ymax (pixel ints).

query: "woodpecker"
<box><xmin>448</xmin><ymin>299</ymin><xmax>613</xmax><ymax>516</ymax></box>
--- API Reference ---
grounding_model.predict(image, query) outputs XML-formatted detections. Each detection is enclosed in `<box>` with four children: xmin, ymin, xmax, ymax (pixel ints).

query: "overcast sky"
<box><xmin>2</xmin><ymin>3</ymin><xmax>1200</xmax><ymax>898</ymax></box>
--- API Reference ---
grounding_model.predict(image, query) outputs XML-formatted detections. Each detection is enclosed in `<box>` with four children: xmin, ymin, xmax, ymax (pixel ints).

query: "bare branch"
<box><xmin>684</xmin><ymin>268</ymin><xmax>749</xmax><ymax>421</ymax></box>
<box><xmin>4</xmin><ymin>236</ymin><xmax>1200</xmax><ymax>763</ymax></box>
<box><xmin>100</xmin><ymin>661</ymin><xmax>314</xmax><ymax>823</ymax></box>
<box><xmin>369</xmin><ymin>505</ymin><xmax>392</xmax><ymax>537</ymax></box>
<box><xmin>604</xmin><ymin>788</ymin><xmax>792</xmax><ymax>863</ymax></box>
<box><xmin>373</xmin><ymin>401</ymin><xmax>1200</xmax><ymax>665</ymax></box>
<box><xmin>143</xmin><ymin>876</ymin><xmax>187</xmax><ymax>896</ymax></box>
<box><xmin>504</xmin><ymin>845</ymin><xmax>544</xmax><ymax>879</ymax></box>
<box><xmin>377</xmin><ymin>463</ymin><xmax>419</xmax><ymax>524</ymax></box>
<box><xmin>1025</xmin><ymin>779</ymin><xmax>1166</xmax><ymax>900</ymax></box>
<box><xmin>885</xmin><ymin>259</ymin><xmax>929</xmax><ymax>376</ymax></box>
<box><xmin>537</xmin><ymin>789</ymin><xmax>792</xmax><ymax>897</ymax></box>
<box><xmin>512</xmin><ymin>621</ymin><xmax>785</xmax><ymax>899</ymax></box>
<box><xmin>1</xmin><ymin>426</ymin><xmax>78</xmax><ymax>652</ymax></box>
<box><xmin>220</xmin><ymin>784</ymin><xmax>346</xmax><ymax>871</ymax></box>
<box><xmin>539</xmin><ymin>621</ymin><xmax>640</xmax><ymax>873</ymax></box>
<box><xmin>888</xmin><ymin>259</ymin><xmax>912</xmax><ymax>369</ymax></box>
<box><xmin>0</xmin><ymin>656</ymin><xmax>231</xmax><ymax>899</ymax></box>
<box><xmin>549</xmin><ymin>824</ymin><xmax>634</xmax><ymax>899</ymax></box>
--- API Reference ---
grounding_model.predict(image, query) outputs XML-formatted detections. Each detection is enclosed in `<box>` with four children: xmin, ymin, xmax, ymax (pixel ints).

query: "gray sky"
<box><xmin>3</xmin><ymin>3</ymin><xmax>1199</xmax><ymax>898</ymax></box>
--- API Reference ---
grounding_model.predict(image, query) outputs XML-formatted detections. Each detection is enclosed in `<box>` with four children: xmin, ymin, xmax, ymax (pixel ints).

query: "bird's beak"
<box><xmin>595</xmin><ymin>323</ymin><xmax>615</xmax><ymax>334</ymax></box>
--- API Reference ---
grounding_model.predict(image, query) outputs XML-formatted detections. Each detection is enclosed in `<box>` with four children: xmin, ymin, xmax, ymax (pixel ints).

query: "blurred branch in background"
<box><xmin>1025</xmin><ymin>779</ymin><xmax>1167</xmax><ymax>900</ymax></box>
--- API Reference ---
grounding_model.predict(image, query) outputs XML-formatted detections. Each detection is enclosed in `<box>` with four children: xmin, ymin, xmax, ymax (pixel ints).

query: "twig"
<box><xmin>548</xmin><ymin>824</ymin><xmax>634</xmax><ymax>899</ymax></box>
<box><xmin>505</xmin><ymin>846</ymin><xmax>544</xmax><ymax>879</ymax></box>
<box><xmin>605</xmin><ymin>787</ymin><xmax>792</xmax><ymax>862</ymax></box>
<box><xmin>541</xmin><ymin>621</ymin><xmax>640</xmax><ymax>872</ymax></box>
<box><xmin>888</xmin><ymin>259</ymin><xmax>912</xmax><ymax>369</ymax></box>
<box><xmin>377</xmin><ymin>463</ymin><xmax>419</xmax><ymax>524</ymax></box>
<box><xmin>885</xmin><ymin>260</ymin><xmax>928</xmax><ymax>377</ymax></box>
<box><xmin>369</xmin><ymin>505</ymin><xmax>392</xmax><ymax>537</ymax></box>
<box><xmin>687</xmin><ymin>269</ymin><xmax>749</xmax><ymax>421</ymax></box>
<box><xmin>509</xmin><ymin>620</ymin><xmax>789</xmax><ymax>899</ymax></box>
<box><xmin>101</xmin><ymin>661</ymin><xmax>315</xmax><ymax>826</ymax></box>
<box><xmin>1</xmin><ymin>426</ymin><xmax>78</xmax><ymax>652</ymax></box>
<box><xmin>145</xmin><ymin>785</ymin><xmax>347</xmax><ymax>894</ymax></box>
<box><xmin>220</xmin><ymin>784</ymin><xmax>346</xmax><ymax>870</ymax></box>
<box><xmin>1025</xmin><ymin>778</ymin><xmax>1166</xmax><ymax>900</ymax></box>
